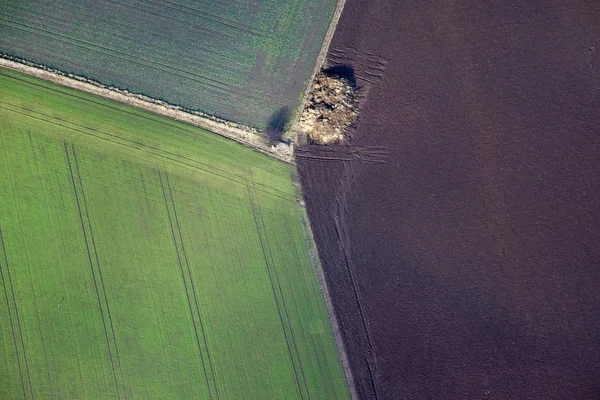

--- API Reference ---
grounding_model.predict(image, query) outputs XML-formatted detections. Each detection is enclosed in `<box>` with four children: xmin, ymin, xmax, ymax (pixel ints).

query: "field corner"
<box><xmin>287</xmin><ymin>0</ymin><xmax>349</xmax><ymax>144</ymax></box>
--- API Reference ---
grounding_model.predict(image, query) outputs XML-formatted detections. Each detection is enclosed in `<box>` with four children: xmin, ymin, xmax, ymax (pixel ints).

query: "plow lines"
<box><xmin>0</xmin><ymin>68</ymin><xmax>350</xmax><ymax>399</ymax></box>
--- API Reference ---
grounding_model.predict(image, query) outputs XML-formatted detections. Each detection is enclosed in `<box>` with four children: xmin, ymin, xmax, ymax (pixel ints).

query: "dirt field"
<box><xmin>297</xmin><ymin>1</ymin><xmax>600</xmax><ymax>399</ymax></box>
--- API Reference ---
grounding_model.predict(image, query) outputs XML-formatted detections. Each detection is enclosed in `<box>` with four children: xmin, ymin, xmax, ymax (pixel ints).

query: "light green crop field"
<box><xmin>0</xmin><ymin>68</ymin><xmax>349</xmax><ymax>399</ymax></box>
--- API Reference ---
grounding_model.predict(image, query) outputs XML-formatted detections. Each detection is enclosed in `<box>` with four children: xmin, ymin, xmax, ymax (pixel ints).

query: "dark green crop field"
<box><xmin>0</xmin><ymin>68</ymin><xmax>349</xmax><ymax>399</ymax></box>
<box><xmin>0</xmin><ymin>0</ymin><xmax>337</xmax><ymax>129</ymax></box>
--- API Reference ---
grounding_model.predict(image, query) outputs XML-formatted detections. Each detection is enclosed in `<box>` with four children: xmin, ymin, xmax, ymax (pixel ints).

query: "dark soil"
<box><xmin>296</xmin><ymin>1</ymin><xmax>600</xmax><ymax>399</ymax></box>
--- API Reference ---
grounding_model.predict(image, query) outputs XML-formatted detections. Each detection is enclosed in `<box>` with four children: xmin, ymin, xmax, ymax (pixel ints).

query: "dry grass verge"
<box><xmin>0</xmin><ymin>55</ymin><xmax>293</xmax><ymax>163</ymax></box>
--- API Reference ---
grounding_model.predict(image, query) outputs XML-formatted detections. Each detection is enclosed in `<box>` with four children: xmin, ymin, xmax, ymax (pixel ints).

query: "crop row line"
<box><xmin>265</xmin><ymin>0</ymin><xmax>301</xmax><ymax>73</ymax></box>
<box><xmin>158</xmin><ymin>170</ymin><xmax>219</xmax><ymax>400</ymax></box>
<box><xmin>0</xmin><ymin>226</ymin><xmax>35</xmax><ymax>400</ymax></box>
<box><xmin>277</xmin><ymin>212</ymin><xmax>339</xmax><ymax>400</ymax></box>
<box><xmin>3</xmin><ymin>150</ymin><xmax>240</xmax><ymax>226</ymax></box>
<box><xmin>165</xmin><ymin>171</ymin><xmax>221</xmax><ymax>400</ymax></box>
<box><xmin>252</xmin><ymin>180</ymin><xmax>313</xmax><ymax>399</ymax></box>
<box><xmin>71</xmin><ymin>144</ymin><xmax>129</xmax><ymax>399</ymax></box>
<box><xmin>6</xmin><ymin>2</ymin><xmax>233</xmax><ymax>63</ymax></box>
<box><xmin>0</xmin><ymin>95</ymin><xmax>293</xmax><ymax>202</ymax></box>
<box><xmin>226</xmin><ymin>212</ymin><xmax>278</xmax><ymax>398</ymax></box>
<box><xmin>311</xmin><ymin>335</ymin><xmax>332</xmax><ymax>400</ymax></box>
<box><xmin>247</xmin><ymin>180</ymin><xmax>311</xmax><ymax>399</ymax></box>
<box><xmin>138</xmin><ymin>0</ymin><xmax>264</xmax><ymax>36</ymax></box>
<box><xmin>64</xmin><ymin>142</ymin><xmax>128</xmax><ymax>399</ymax></box>
<box><xmin>0</xmin><ymin>103</ymin><xmax>247</xmax><ymax>185</ymax></box>
<box><xmin>0</xmin><ymin>70</ymin><xmax>292</xmax><ymax>196</ymax></box>
<box><xmin>314</xmin><ymin>332</ymin><xmax>341</xmax><ymax>400</ymax></box>
<box><xmin>0</xmin><ymin>18</ymin><xmax>247</xmax><ymax>95</ymax></box>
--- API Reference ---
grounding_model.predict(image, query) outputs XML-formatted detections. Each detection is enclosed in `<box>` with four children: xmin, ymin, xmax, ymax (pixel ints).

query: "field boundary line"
<box><xmin>0</xmin><ymin>99</ymin><xmax>297</xmax><ymax>204</ymax></box>
<box><xmin>63</xmin><ymin>142</ymin><xmax>122</xmax><ymax>400</ymax></box>
<box><xmin>71</xmin><ymin>145</ymin><xmax>129</xmax><ymax>399</ymax></box>
<box><xmin>164</xmin><ymin>172</ymin><xmax>221</xmax><ymax>400</ymax></box>
<box><xmin>157</xmin><ymin>170</ymin><xmax>215</xmax><ymax>400</ymax></box>
<box><xmin>0</xmin><ymin>56</ymin><xmax>293</xmax><ymax>163</ymax></box>
<box><xmin>299</xmin><ymin>206</ymin><xmax>359</xmax><ymax>400</ymax></box>
<box><xmin>0</xmin><ymin>226</ymin><xmax>32</xmax><ymax>400</ymax></box>
<box><xmin>290</xmin><ymin>0</ymin><xmax>347</xmax><ymax>135</ymax></box>
<box><xmin>246</xmin><ymin>182</ymin><xmax>305</xmax><ymax>400</ymax></box>
<box><xmin>0</xmin><ymin>76</ymin><xmax>295</xmax><ymax>201</ymax></box>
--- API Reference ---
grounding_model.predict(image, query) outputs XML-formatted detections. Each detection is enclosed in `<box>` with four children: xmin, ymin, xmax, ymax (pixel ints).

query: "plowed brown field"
<box><xmin>297</xmin><ymin>1</ymin><xmax>600</xmax><ymax>399</ymax></box>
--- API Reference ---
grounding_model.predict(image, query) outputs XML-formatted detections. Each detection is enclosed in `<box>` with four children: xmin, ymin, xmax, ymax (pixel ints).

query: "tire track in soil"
<box><xmin>164</xmin><ymin>172</ymin><xmax>221</xmax><ymax>400</ymax></box>
<box><xmin>157</xmin><ymin>170</ymin><xmax>214</xmax><ymax>400</ymax></box>
<box><xmin>333</xmin><ymin>161</ymin><xmax>380</xmax><ymax>399</ymax></box>
<box><xmin>250</xmin><ymin>181</ymin><xmax>312</xmax><ymax>400</ymax></box>
<box><xmin>63</xmin><ymin>142</ymin><xmax>121</xmax><ymax>400</ymax></box>
<box><xmin>295</xmin><ymin>146</ymin><xmax>389</xmax><ymax>164</ymax></box>
<box><xmin>246</xmin><ymin>182</ymin><xmax>305</xmax><ymax>400</ymax></box>
<box><xmin>71</xmin><ymin>145</ymin><xmax>129</xmax><ymax>400</ymax></box>
<box><xmin>0</xmin><ymin>226</ymin><xmax>31</xmax><ymax>400</ymax></box>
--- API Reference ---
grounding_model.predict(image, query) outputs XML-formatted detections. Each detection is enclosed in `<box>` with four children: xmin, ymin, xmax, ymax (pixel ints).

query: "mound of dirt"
<box><xmin>298</xmin><ymin>71</ymin><xmax>359</xmax><ymax>144</ymax></box>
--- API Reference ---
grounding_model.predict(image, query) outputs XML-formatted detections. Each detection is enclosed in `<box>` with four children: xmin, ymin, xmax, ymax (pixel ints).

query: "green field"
<box><xmin>0</xmin><ymin>0</ymin><xmax>337</xmax><ymax>129</ymax></box>
<box><xmin>0</xmin><ymin>68</ymin><xmax>349</xmax><ymax>399</ymax></box>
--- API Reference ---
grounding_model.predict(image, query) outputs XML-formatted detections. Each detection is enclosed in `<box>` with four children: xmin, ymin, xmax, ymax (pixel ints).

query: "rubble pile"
<box><xmin>299</xmin><ymin>71</ymin><xmax>359</xmax><ymax>144</ymax></box>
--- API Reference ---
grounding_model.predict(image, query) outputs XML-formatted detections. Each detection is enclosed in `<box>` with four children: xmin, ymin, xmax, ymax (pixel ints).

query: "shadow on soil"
<box><xmin>323</xmin><ymin>64</ymin><xmax>357</xmax><ymax>87</ymax></box>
